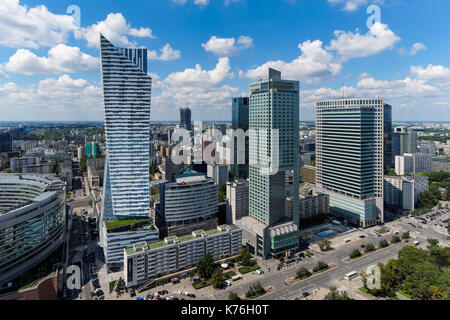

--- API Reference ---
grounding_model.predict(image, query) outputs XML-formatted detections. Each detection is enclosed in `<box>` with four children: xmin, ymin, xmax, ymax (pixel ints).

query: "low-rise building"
<box><xmin>226</xmin><ymin>179</ymin><xmax>249</xmax><ymax>224</ymax></box>
<box><xmin>300</xmin><ymin>165</ymin><xmax>316</xmax><ymax>184</ymax></box>
<box><xmin>124</xmin><ymin>225</ymin><xmax>242</xmax><ymax>287</ymax></box>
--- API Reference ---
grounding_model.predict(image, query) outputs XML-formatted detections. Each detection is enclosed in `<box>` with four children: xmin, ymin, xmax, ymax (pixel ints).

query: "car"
<box><xmin>359</xmin><ymin>235</ymin><xmax>366</xmax><ymax>239</ymax></box>
<box><xmin>90</xmin><ymin>291</ymin><xmax>95</xmax><ymax>297</ymax></box>
<box><xmin>184</xmin><ymin>292</ymin><xmax>189</xmax><ymax>296</ymax></box>
<box><xmin>188</xmin><ymin>293</ymin><xmax>196</xmax><ymax>298</ymax></box>
<box><xmin>162</xmin><ymin>290</ymin><xmax>169</xmax><ymax>295</ymax></box>
<box><xmin>156</xmin><ymin>296</ymin><xmax>161</xmax><ymax>300</ymax></box>
<box><xmin>224</xmin><ymin>280</ymin><xmax>231</xmax><ymax>286</ymax></box>
<box><xmin>266</xmin><ymin>268</ymin><xmax>270</xmax><ymax>272</ymax></box>
<box><xmin>158</xmin><ymin>291</ymin><xmax>164</xmax><ymax>295</ymax></box>
<box><xmin>130</xmin><ymin>289</ymin><xmax>136</xmax><ymax>297</ymax></box>
<box><xmin>361</xmin><ymin>244</ymin><xmax>365</xmax><ymax>248</ymax></box>
<box><xmin>175</xmin><ymin>290</ymin><xmax>182</xmax><ymax>295</ymax></box>
<box><xmin>302</xmin><ymin>292</ymin><xmax>310</xmax><ymax>297</ymax></box>
<box><xmin>98</xmin><ymin>295</ymin><xmax>105</xmax><ymax>300</ymax></box>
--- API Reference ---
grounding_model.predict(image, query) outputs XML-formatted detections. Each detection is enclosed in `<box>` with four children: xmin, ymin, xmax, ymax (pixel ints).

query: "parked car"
<box><xmin>188</xmin><ymin>293</ymin><xmax>196</xmax><ymax>298</ymax></box>
<box><xmin>303</xmin><ymin>292</ymin><xmax>310</xmax><ymax>297</ymax></box>
<box><xmin>162</xmin><ymin>290</ymin><xmax>168</xmax><ymax>295</ymax></box>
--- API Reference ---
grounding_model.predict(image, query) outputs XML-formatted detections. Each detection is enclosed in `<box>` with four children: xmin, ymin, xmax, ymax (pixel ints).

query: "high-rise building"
<box><xmin>85</xmin><ymin>142</ymin><xmax>99</xmax><ymax>158</ymax></box>
<box><xmin>392</xmin><ymin>127</ymin><xmax>418</xmax><ymax>156</ymax></box>
<box><xmin>100</xmin><ymin>34</ymin><xmax>152</xmax><ymax>220</ymax></box>
<box><xmin>179</xmin><ymin>107</ymin><xmax>192</xmax><ymax>132</ymax></box>
<box><xmin>384</xmin><ymin>104</ymin><xmax>393</xmax><ymax>168</ymax></box>
<box><xmin>237</xmin><ymin>68</ymin><xmax>300</xmax><ymax>259</ymax></box>
<box><xmin>230</xmin><ymin>97</ymin><xmax>249</xmax><ymax>179</ymax></box>
<box><xmin>0</xmin><ymin>132</ymin><xmax>12</xmax><ymax>153</ymax></box>
<box><xmin>226</xmin><ymin>179</ymin><xmax>249</xmax><ymax>224</ymax></box>
<box><xmin>315</xmin><ymin>98</ymin><xmax>384</xmax><ymax>228</ymax></box>
<box><xmin>207</xmin><ymin>164</ymin><xmax>228</xmax><ymax>188</ymax></box>
<box><xmin>99</xmin><ymin>35</ymin><xmax>156</xmax><ymax>266</ymax></box>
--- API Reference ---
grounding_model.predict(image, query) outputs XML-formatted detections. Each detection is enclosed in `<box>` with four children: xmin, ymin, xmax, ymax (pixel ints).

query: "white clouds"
<box><xmin>327</xmin><ymin>23</ymin><xmax>400</xmax><ymax>60</ymax></box>
<box><xmin>244</xmin><ymin>40</ymin><xmax>341</xmax><ymax>83</ymax></box>
<box><xmin>327</xmin><ymin>0</ymin><xmax>384</xmax><ymax>12</ymax></box>
<box><xmin>4</xmin><ymin>44</ymin><xmax>99</xmax><ymax>75</ymax></box>
<box><xmin>0</xmin><ymin>0</ymin><xmax>76</xmax><ymax>48</ymax></box>
<box><xmin>410</xmin><ymin>64</ymin><xmax>450</xmax><ymax>81</ymax></box>
<box><xmin>201</xmin><ymin>35</ymin><xmax>253</xmax><ymax>56</ymax></box>
<box><xmin>409</xmin><ymin>42</ymin><xmax>427</xmax><ymax>55</ymax></box>
<box><xmin>74</xmin><ymin>13</ymin><xmax>155</xmax><ymax>48</ymax></box>
<box><xmin>165</xmin><ymin>57</ymin><xmax>234</xmax><ymax>87</ymax></box>
<box><xmin>0</xmin><ymin>74</ymin><xmax>102</xmax><ymax>119</ymax></box>
<box><xmin>173</xmin><ymin>0</ymin><xmax>210</xmax><ymax>6</ymax></box>
<box><xmin>148</xmin><ymin>44</ymin><xmax>181</xmax><ymax>61</ymax></box>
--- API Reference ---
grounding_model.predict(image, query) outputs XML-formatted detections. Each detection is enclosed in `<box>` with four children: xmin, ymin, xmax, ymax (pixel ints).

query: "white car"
<box><xmin>175</xmin><ymin>290</ymin><xmax>182</xmax><ymax>295</ymax></box>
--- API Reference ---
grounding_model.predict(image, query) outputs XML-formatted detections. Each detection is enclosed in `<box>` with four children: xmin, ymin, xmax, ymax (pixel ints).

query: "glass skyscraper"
<box><xmin>237</xmin><ymin>68</ymin><xmax>300</xmax><ymax>259</ymax></box>
<box><xmin>100</xmin><ymin>34</ymin><xmax>152</xmax><ymax>220</ymax></box>
<box><xmin>179</xmin><ymin>107</ymin><xmax>192</xmax><ymax>132</ymax></box>
<box><xmin>315</xmin><ymin>98</ymin><xmax>384</xmax><ymax>227</ymax></box>
<box><xmin>231</xmin><ymin>97</ymin><xmax>249</xmax><ymax>179</ymax></box>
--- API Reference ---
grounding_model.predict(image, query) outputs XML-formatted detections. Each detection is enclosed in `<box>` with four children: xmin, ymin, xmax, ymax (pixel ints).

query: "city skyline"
<box><xmin>0</xmin><ymin>0</ymin><xmax>448</xmax><ymax>122</ymax></box>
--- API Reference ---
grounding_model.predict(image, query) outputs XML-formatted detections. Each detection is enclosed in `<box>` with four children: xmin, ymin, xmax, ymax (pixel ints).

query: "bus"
<box><xmin>344</xmin><ymin>271</ymin><xmax>358</xmax><ymax>280</ymax></box>
<box><xmin>412</xmin><ymin>240</ymin><xmax>420</xmax><ymax>247</ymax></box>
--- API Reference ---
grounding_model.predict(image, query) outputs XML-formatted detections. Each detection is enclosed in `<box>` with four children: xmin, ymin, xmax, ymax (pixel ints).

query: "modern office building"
<box><xmin>384</xmin><ymin>104</ymin><xmax>393</xmax><ymax>168</ymax></box>
<box><xmin>315</xmin><ymin>98</ymin><xmax>384</xmax><ymax>228</ymax></box>
<box><xmin>0</xmin><ymin>174</ymin><xmax>66</xmax><ymax>285</ymax></box>
<box><xmin>237</xmin><ymin>68</ymin><xmax>300</xmax><ymax>259</ymax></box>
<box><xmin>432</xmin><ymin>155</ymin><xmax>450</xmax><ymax>172</ymax></box>
<box><xmin>207</xmin><ymin>164</ymin><xmax>228</xmax><ymax>188</ymax></box>
<box><xmin>99</xmin><ymin>34</ymin><xmax>156</xmax><ymax>267</ymax></box>
<box><xmin>418</xmin><ymin>141</ymin><xmax>437</xmax><ymax>155</ymax></box>
<box><xmin>384</xmin><ymin>175</ymin><xmax>429</xmax><ymax>212</ymax></box>
<box><xmin>230</xmin><ymin>97</ymin><xmax>249</xmax><ymax>179</ymax></box>
<box><xmin>156</xmin><ymin>173</ymin><xmax>218</xmax><ymax>237</ymax></box>
<box><xmin>124</xmin><ymin>225</ymin><xmax>242</xmax><ymax>287</ymax></box>
<box><xmin>161</xmin><ymin>157</ymin><xmax>184</xmax><ymax>182</ymax></box>
<box><xmin>226</xmin><ymin>179</ymin><xmax>249</xmax><ymax>224</ymax></box>
<box><xmin>395</xmin><ymin>153</ymin><xmax>433</xmax><ymax>175</ymax></box>
<box><xmin>179</xmin><ymin>107</ymin><xmax>192</xmax><ymax>132</ymax></box>
<box><xmin>392</xmin><ymin>127</ymin><xmax>418</xmax><ymax>157</ymax></box>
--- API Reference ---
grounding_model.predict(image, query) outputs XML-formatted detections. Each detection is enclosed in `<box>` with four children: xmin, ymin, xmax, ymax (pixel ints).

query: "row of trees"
<box><xmin>362</xmin><ymin>244</ymin><xmax>450</xmax><ymax>300</ymax></box>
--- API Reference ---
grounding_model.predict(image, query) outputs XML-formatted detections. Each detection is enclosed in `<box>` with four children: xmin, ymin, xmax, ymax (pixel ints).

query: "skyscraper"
<box><xmin>237</xmin><ymin>68</ymin><xmax>300</xmax><ymax>259</ymax></box>
<box><xmin>315</xmin><ymin>98</ymin><xmax>384</xmax><ymax>228</ymax></box>
<box><xmin>100</xmin><ymin>34</ymin><xmax>152</xmax><ymax>220</ymax></box>
<box><xmin>392</xmin><ymin>126</ymin><xmax>418</xmax><ymax>157</ymax></box>
<box><xmin>179</xmin><ymin>107</ymin><xmax>192</xmax><ymax>132</ymax></box>
<box><xmin>230</xmin><ymin>97</ymin><xmax>249</xmax><ymax>179</ymax></box>
<box><xmin>384</xmin><ymin>104</ymin><xmax>393</xmax><ymax>169</ymax></box>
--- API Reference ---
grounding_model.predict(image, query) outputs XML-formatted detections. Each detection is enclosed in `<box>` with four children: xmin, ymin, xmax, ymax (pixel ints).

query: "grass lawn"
<box><xmin>105</xmin><ymin>218</ymin><xmax>152</xmax><ymax>230</ymax></box>
<box><xmin>66</xmin><ymin>193</ymin><xmax>72</xmax><ymax>199</ymax></box>
<box><xmin>223</xmin><ymin>271</ymin><xmax>237</xmax><ymax>280</ymax></box>
<box><xmin>377</xmin><ymin>227</ymin><xmax>389</xmax><ymax>234</ymax></box>
<box><xmin>192</xmin><ymin>279</ymin><xmax>211</xmax><ymax>290</ymax></box>
<box><xmin>397</xmin><ymin>290</ymin><xmax>413</xmax><ymax>300</ymax></box>
<box><xmin>238</xmin><ymin>264</ymin><xmax>260</xmax><ymax>274</ymax></box>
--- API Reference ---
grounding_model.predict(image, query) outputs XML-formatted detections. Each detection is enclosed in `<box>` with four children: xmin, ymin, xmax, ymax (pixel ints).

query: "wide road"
<box><xmin>211</xmin><ymin>237</ymin><xmax>407</xmax><ymax>300</ymax></box>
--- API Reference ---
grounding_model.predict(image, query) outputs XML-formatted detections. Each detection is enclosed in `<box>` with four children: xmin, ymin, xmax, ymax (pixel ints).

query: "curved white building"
<box><xmin>0</xmin><ymin>174</ymin><xmax>66</xmax><ymax>285</ymax></box>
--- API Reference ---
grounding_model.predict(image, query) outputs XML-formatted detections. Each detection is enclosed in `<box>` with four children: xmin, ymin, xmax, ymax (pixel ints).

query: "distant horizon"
<box><xmin>2</xmin><ymin>120</ymin><xmax>450</xmax><ymax>124</ymax></box>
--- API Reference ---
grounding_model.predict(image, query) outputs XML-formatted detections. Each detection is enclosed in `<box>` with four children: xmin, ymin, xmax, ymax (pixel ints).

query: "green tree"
<box><xmin>349</xmin><ymin>249</ymin><xmax>362</xmax><ymax>259</ymax></box>
<box><xmin>379</xmin><ymin>239</ymin><xmax>389</xmax><ymax>248</ymax></box>
<box><xmin>218</xmin><ymin>183</ymin><xmax>226</xmax><ymax>203</ymax></box>
<box><xmin>318</xmin><ymin>239</ymin><xmax>332</xmax><ymax>251</ymax></box>
<box><xmin>246</xmin><ymin>282</ymin><xmax>265</xmax><ymax>298</ymax></box>
<box><xmin>211</xmin><ymin>270</ymin><xmax>224</xmax><ymax>289</ymax></box>
<box><xmin>364</xmin><ymin>243</ymin><xmax>375</xmax><ymax>253</ymax></box>
<box><xmin>391</xmin><ymin>235</ymin><xmax>401</xmax><ymax>244</ymax></box>
<box><xmin>78</xmin><ymin>155</ymin><xmax>87</xmax><ymax>176</ymax></box>
<box><xmin>195</xmin><ymin>253</ymin><xmax>216</xmax><ymax>280</ymax></box>
<box><xmin>324</xmin><ymin>286</ymin><xmax>350</xmax><ymax>300</ymax></box>
<box><xmin>401</xmin><ymin>232</ymin><xmax>410</xmax><ymax>240</ymax></box>
<box><xmin>313</xmin><ymin>261</ymin><xmax>328</xmax><ymax>272</ymax></box>
<box><xmin>296</xmin><ymin>267</ymin><xmax>312</xmax><ymax>280</ymax></box>
<box><xmin>427</xmin><ymin>238</ymin><xmax>439</xmax><ymax>249</ymax></box>
<box><xmin>236</xmin><ymin>247</ymin><xmax>252</xmax><ymax>266</ymax></box>
<box><xmin>228</xmin><ymin>291</ymin><xmax>240</xmax><ymax>300</ymax></box>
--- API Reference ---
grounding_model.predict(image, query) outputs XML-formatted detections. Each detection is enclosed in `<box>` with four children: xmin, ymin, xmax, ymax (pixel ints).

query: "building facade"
<box><xmin>230</xmin><ymin>97</ymin><xmax>249</xmax><ymax>179</ymax></box>
<box><xmin>226</xmin><ymin>179</ymin><xmax>249</xmax><ymax>224</ymax></box>
<box><xmin>179</xmin><ymin>107</ymin><xmax>192</xmax><ymax>132</ymax></box>
<box><xmin>384</xmin><ymin>175</ymin><xmax>429</xmax><ymax>212</ymax></box>
<box><xmin>207</xmin><ymin>164</ymin><xmax>228</xmax><ymax>188</ymax></box>
<box><xmin>392</xmin><ymin>127</ymin><xmax>418</xmax><ymax>157</ymax></box>
<box><xmin>300</xmin><ymin>165</ymin><xmax>316</xmax><ymax>184</ymax></box>
<box><xmin>124</xmin><ymin>225</ymin><xmax>242</xmax><ymax>287</ymax></box>
<box><xmin>395</xmin><ymin>153</ymin><xmax>433</xmax><ymax>175</ymax></box>
<box><xmin>100</xmin><ymin>34</ymin><xmax>152</xmax><ymax>220</ymax></box>
<box><xmin>315</xmin><ymin>98</ymin><xmax>384</xmax><ymax>228</ymax></box>
<box><xmin>0</xmin><ymin>174</ymin><xmax>66</xmax><ymax>285</ymax></box>
<box><xmin>156</xmin><ymin>173</ymin><xmax>218</xmax><ymax>237</ymax></box>
<box><xmin>237</xmin><ymin>68</ymin><xmax>300</xmax><ymax>259</ymax></box>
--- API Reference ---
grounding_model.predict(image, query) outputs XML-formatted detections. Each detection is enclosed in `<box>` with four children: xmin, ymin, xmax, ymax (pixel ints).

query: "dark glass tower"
<box><xmin>179</xmin><ymin>107</ymin><xmax>192</xmax><ymax>132</ymax></box>
<box><xmin>231</xmin><ymin>97</ymin><xmax>249</xmax><ymax>179</ymax></box>
<box><xmin>384</xmin><ymin>104</ymin><xmax>393</xmax><ymax>169</ymax></box>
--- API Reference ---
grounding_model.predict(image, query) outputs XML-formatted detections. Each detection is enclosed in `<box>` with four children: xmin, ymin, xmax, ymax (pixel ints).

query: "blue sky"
<box><xmin>0</xmin><ymin>0</ymin><xmax>449</xmax><ymax>122</ymax></box>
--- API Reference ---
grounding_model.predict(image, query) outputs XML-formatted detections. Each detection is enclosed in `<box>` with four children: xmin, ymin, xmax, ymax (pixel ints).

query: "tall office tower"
<box><xmin>392</xmin><ymin>126</ymin><xmax>418</xmax><ymax>156</ymax></box>
<box><xmin>100</xmin><ymin>34</ymin><xmax>152</xmax><ymax>220</ymax></box>
<box><xmin>383</xmin><ymin>104</ymin><xmax>393</xmax><ymax>169</ymax></box>
<box><xmin>230</xmin><ymin>97</ymin><xmax>249</xmax><ymax>179</ymax></box>
<box><xmin>0</xmin><ymin>131</ymin><xmax>12</xmax><ymax>152</ymax></box>
<box><xmin>237</xmin><ymin>68</ymin><xmax>300</xmax><ymax>259</ymax></box>
<box><xmin>315</xmin><ymin>98</ymin><xmax>384</xmax><ymax>228</ymax></box>
<box><xmin>179</xmin><ymin>107</ymin><xmax>192</xmax><ymax>132</ymax></box>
